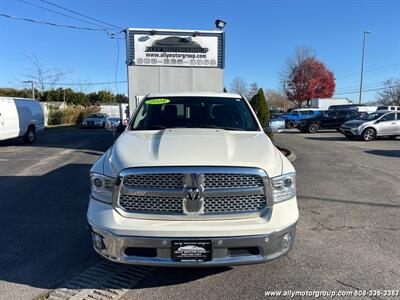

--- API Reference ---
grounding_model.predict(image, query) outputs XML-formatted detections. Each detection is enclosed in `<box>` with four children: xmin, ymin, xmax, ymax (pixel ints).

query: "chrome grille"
<box><xmin>123</xmin><ymin>174</ymin><xmax>183</xmax><ymax>189</ymax></box>
<box><xmin>116</xmin><ymin>167</ymin><xmax>270</xmax><ymax>219</ymax></box>
<box><xmin>119</xmin><ymin>194</ymin><xmax>267</xmax><ymax>214</ymax></box>
<box><xmin>122</xmin><ymin>173</ymin><xmax>264</xmax><ymax>189</ymax></box>
<box><xmin>119</xmin><ymin>195</ymin><xmax>182</xmax><ymax>213</ymax></box>
<box><xmin>204</xmin><ymin>174</ymin><xmax>263</xmax><ymax>189</ymax></box>
<box><xmin>204</xmin><ymin>195</ymin><xmax>266</xmax><ymax>213</ymax></box>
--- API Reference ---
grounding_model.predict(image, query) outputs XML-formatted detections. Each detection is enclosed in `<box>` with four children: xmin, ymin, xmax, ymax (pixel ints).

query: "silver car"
<box><xmin>269</xmin><ymin>116</ymin><xmax>285</xmax><ymax>133</ymax></box>
<box><xmin>82</xmin><ymin>113</ymin><xmax>109</xmax><ymax>128</ymax></box>
<box><xmin>340</xmin><ymin>111</ymin><xmax>400</xmax><ymax>141</ymax></box>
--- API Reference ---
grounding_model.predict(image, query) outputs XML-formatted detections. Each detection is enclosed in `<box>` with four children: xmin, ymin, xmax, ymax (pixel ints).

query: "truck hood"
<box><xmin>108</xmin><ymin>128</ymin><xmax>283</xmax><ymax>177</ymax></box>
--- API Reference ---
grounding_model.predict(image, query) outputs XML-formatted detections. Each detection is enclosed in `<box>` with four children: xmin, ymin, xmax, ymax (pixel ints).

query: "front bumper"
<box><xmin>89</xmin><ymin>222</ymin><xmax>297</xmax><ymax>267</ymax></box>
<box><xmin>87</xmin><ymin>194</ymin><xmax>298</xmax><ymax>266</ymax></box>
<box><xmin>270</xmin><ymin>123</ymin><xmax>286</xmax><ymax>133</ymax></box>
<box><xmin>339</xmin><ymin>127</ymin><xmax>359</xmax><ymax>136</ymax></box>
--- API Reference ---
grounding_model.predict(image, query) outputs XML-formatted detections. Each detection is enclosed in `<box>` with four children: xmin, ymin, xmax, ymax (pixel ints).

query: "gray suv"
<box><xmin>339</xmin><ymin>111</ymin><xmax>400</xmax><ymax>141</ymax></box>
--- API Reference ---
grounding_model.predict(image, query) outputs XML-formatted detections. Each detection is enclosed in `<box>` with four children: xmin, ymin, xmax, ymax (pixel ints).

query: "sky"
<box><xmin>1</xmin><ymin>0</ymin><xmax>399</xmax><ymax>103</ymax></box>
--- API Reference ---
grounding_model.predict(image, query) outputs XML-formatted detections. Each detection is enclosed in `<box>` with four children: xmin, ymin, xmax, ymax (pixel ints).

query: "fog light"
<box><xmin>93</xmin><ymin>178</ymin><xmax>103</xmax><ymax>189</ymax></box>
<box><xmin>282</xmin><ymin>232</ymin><xmax>292</xmax><ymax>249</ymax></box>
<box><xmin>92</xmin><ymin>232</ymin><xmax>106</xmax><ymax>250</ymax></box>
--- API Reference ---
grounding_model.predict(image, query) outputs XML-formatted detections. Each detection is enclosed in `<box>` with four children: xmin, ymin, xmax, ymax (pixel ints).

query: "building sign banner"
<box><xmin>133</xmin><ymin>34</ymin><xmax>219</xmax><ymax>67</ymax></box>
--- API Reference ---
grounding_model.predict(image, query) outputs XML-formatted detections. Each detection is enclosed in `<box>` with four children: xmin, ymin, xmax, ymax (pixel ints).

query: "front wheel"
<box><xmin>23</xmin><ymin>126</ymin><xmax>36</xmax><ymax>144</ymax></box>
<box><xmin>362</xmin><ymin>128</ymin><xmax>376</xmax><ymax>141</ymax></box>
<box><xmin>308</xmin><ymin>123</ymin><xmax>319</xmax><ymax>133</ymax></box>
<box><xmin>286</xmin><ymin>120</ymin><xmax>295</xmax><ymax>129</ymax></box>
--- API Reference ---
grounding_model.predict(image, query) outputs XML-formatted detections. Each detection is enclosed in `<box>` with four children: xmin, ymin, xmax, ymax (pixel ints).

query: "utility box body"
<box><xmin>125</xmin><ymin>28</ymin><xmax>225</xmax><ymax>114</ymax></box>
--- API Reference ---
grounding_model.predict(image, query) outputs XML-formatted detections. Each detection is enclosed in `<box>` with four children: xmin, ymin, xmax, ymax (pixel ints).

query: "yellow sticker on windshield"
<box><xmin>145</xmin><ymin>98</ymin><xmax>170</xmax><ymax>105</ymax></box>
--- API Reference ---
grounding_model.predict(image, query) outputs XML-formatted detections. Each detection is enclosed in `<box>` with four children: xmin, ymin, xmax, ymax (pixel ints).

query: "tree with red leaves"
<box><xmin>282</xmin><ymin>47</ymin><xmax>335</xmax><ymax>107</ymax></box>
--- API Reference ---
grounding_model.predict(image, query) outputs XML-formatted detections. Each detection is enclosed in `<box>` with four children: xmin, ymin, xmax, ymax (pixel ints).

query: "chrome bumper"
<box><xmin>89</xmin><ymin>222</ymin><xmax>297</xmax><ymax>267</ymax></box>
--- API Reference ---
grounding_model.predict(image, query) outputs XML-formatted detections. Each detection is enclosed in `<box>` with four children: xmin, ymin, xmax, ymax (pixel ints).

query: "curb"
<box><xmin>277</xmin><ymin>146</ymin><xmax>297</xmax><ymax>162</ymax></box>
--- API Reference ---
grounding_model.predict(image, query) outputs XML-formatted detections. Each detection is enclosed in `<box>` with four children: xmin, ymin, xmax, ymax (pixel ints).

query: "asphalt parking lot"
<box><xmin>0</xmin><ymin>128</ymin><xmax>399</xmax><ymax>300</ymax></box>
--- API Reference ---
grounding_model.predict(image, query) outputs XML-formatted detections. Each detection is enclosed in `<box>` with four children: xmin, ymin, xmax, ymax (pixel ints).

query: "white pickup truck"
<box><xmin>87</xmin><ymin>92</ymin><xmax>298</xmax><ymax>266</ymax></box>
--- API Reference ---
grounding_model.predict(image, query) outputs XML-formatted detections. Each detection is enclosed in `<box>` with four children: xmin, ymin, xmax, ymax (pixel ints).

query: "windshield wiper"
<box><xmin>202</xmin><ymin>125</ymin><xmax>244</xmax><ymax>131</ymax></box>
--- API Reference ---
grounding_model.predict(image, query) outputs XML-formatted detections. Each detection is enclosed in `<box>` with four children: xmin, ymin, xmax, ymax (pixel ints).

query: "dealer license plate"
<box><xmin>171</xmin><ymin>240</ymin><xmax>212</xmax><ymax>262</ymax></box>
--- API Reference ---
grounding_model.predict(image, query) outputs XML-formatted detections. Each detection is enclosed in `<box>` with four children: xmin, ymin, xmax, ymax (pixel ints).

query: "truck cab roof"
<box><xmin>146</xmin><ymin>92</ymin><xmax>242</xmax><ymax>99</ymax></box>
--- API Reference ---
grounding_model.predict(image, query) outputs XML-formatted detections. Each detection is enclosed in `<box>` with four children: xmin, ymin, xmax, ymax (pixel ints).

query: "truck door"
<box><xmin>334</xmin><ymin>110</ymin><xmax>348</xmax><ymax>128</ymax></box>
<box><xmin>0</xmin><ymin>98</ymin><xmax>19</xmax><ymax>140</ymax></box>
<box><xmin>320</xmin><ymin>111</ymin><xmax>337</xmax><ymax>128</ymax></box>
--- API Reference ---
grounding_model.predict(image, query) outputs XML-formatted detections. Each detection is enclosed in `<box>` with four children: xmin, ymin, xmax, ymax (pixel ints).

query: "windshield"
<box><xmin>360</xmin><ymin>112</ymin><xmax>385</xmax><ymax>120</ymax></box>
<box><xmin>89</xmin><ymin>113</ymin><xmax>104</xmax><ymax>118</ymax></box>
<box><xmin>130</xmin><ymin>97</ymin><xmax>260</xmax><ymax>131</ymax></box>
<box><xmin>286</xmin><ymin>111</ymin><xmax>299</xmax><ymax>116</ymax></box>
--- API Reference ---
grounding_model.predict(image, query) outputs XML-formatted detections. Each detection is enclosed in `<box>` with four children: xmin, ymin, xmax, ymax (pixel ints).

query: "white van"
<box><xmin>0</xmin><ymin>97</ymin><xmax>45</xmax><ymax>144</ymax></box>
<box><xmin>377</xmin><ymin>105</ymin><xmax>400</xmax><ymax>111</ymax></box>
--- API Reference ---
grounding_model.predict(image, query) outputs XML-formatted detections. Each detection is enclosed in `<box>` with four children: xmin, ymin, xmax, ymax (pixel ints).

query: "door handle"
<box><xmin>391</xmin><ymin>122</ymin><xmax>396</xmax><ymax>124</ymax></box>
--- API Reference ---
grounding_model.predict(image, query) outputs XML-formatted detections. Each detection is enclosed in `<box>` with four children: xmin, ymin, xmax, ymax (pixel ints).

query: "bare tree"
<box><xmin>247</xmin><ymin>82</ymin><xmax>259</xmax><ymax>99</ymax></box>
<box><xmin>377</xmin><ymin>79</ymin><xmax>400</xmax><ymax>106</ymax></box>
<box><xmin>70</xmin><ymin>78</ymin><xmax>92</xmax><ymax>93</ymax></box>
<box><xmin>281</xmin><ymin>47</ymin><xmax>313</xmax><ymax>107</ymax></box>
<box><xmin>264</xmin><ymin>89</ymin><xmax>292</xmax><ymax>111</ymax></box>
<box><xmin>230</xmin><ymin>77</ymin><xmax>248</xmax><ymax>98</ymax></box>
<box><xmin>22</xmin><ymin>54</ymin><xmax>69</xmax><ymax>97</ymax></box>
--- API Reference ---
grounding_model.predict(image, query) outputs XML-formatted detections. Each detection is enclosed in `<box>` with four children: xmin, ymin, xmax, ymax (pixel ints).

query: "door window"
<box><xmin>380</xmin><ymin>113</ymin><xmax>396</xmax><ymax>122</ymax></box>
<box><xmin>326</xmin><ymin>111</ymin><xmax>337</xmax><ymax>118</ymax></box>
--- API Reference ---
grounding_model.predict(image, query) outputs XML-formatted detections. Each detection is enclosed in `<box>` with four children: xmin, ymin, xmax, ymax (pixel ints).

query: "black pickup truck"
<box><xmin>297</xmin><ymin>109</ymin><xmax>358</xmax><ymax>133</ymax></box>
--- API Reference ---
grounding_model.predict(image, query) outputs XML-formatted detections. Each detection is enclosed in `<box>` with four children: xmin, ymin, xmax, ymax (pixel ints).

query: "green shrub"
<box><xmin>47</xmin><ymin>106</ymin><xmax>100</xmax><ymax>125</ymax></box>
<box><xmin>47</xmin><ymin>109</ymin><xmax>62</xmax><ymax>125</ymax></box>
<box><xmin>250</xmin><ymin>89</ymin><xmax>273</xmax><ymax>140</ymax></box>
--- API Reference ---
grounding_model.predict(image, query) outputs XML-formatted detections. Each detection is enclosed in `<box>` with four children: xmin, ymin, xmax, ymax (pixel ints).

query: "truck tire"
<box><xmin>23</xmin><ymin>126</ymin><xmax>36</xmax><ymax>144</ymax></box>
<box><xmin>286</xmin><ymin>120</ymin><xmax>295</xmax><ymax>129</ymax></box>
<box><xmin>308</xmin><ymin>123</ymin><xmax>319</xmax><ymax>133</ymax></box>
<box><xmin>362</xmin><ymin>128</ymin><xmax>376</xmax><ymax>141</ymax></box>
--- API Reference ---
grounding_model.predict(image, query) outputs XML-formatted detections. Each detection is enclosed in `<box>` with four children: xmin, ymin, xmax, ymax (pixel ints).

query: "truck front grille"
<box><xmin>119</xmin><ymin>194</ymin><xmax>267</xmax><ymax>214</ymax></box>
<box><xmin>116</xmin><ymin>167</ymin><xmax>270</xmax><ymax>220</ymax></box>
<box><xmin>204</xmin><ymin>194</ymin><xmax>266</xmax><ymax>213</ymax></box>
<box><xmin>123</xmin><ymin>174</ymin><xmax>183</xmax><ymax>189</ymax></box>
<box><xmin>123</xmin><ymin>173</ymin><xmax>264</xmax><ymax>189</ymax></box>
<box><xmin>119</xmin><ymin>195</ymin><xmax>183</xmax><ymax>213</ymax></box>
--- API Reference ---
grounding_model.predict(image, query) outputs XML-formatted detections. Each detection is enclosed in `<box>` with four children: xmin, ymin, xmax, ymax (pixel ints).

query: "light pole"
<box><xmin>358</xmin><ymin>31</ymin><xmax>371</xmax><ymax>104</ymax></box>
<box><xmin>23</xmin><ymin>80</ymin><xmax>35</xmax><ymax>99</ymax></box>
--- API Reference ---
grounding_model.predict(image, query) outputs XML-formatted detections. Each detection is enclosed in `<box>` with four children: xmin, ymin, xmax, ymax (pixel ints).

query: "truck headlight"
<box><xmin>271</xmin><ymin>172</ymin><xmax>296</xmax><ymax>203</ymax></box>
<box><xmin>90</xmin><ymin>173</ymin><xmax>116</xmax><ymax>203</ymax></box>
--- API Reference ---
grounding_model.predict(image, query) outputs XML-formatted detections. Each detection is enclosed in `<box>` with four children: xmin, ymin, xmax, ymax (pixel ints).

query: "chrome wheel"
<box><xmin>363</xmin><ymin>128</ymin><xmax>375</xmax><ymax>141</ymax></box>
